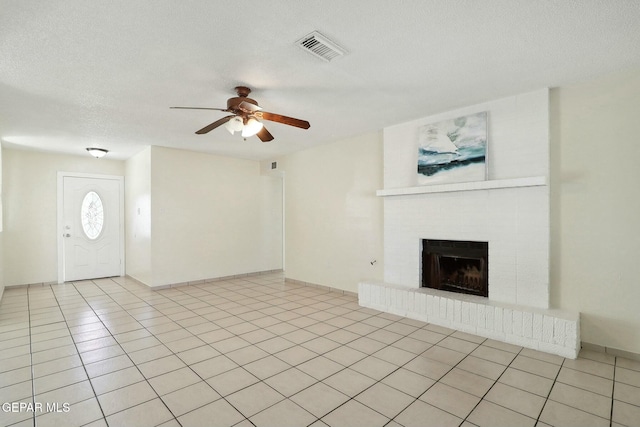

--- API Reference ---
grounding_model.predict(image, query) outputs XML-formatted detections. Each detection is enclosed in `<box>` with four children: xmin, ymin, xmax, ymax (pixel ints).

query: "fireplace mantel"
<box><xmin>376</xmin><ymin>176</ymin><xmax>546</xmax><ymax>197</ymax></box>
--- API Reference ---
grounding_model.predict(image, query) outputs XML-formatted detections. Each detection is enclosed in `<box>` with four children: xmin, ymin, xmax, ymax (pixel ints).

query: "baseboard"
<box><xmin>284</xmin><ymin>277</ymin><xmax>358</xmax><ymax>298</ymax></box>
<box><xmin>148</xmin><ymin>269</ymin><xmax>284</xmax><ymax>290</ymax></box>
<box><xmin>582</xmin><ymin>341</ymin><xmax>640</xmax><ymax>362</ymax></box>
<box><xmin>5</xmin><ymin>280</ymin><xmax>58</xmax><ymax>289</ymax></box>
<box><xmin>1</xmin><ymin>270</ymin><xmax>285</xmax><ymax>292</ymax></box>
<box><xmin>121</xmin><ymin>274</ymin><xmax>151</xmax><ymax>288</ymax></box>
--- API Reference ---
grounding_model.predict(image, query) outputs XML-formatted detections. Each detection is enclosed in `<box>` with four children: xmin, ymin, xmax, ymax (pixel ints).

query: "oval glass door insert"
<box><xmin>81</xmin><ymin>191</ymin><xmax>104</xmax><ymax>239</ymax></box>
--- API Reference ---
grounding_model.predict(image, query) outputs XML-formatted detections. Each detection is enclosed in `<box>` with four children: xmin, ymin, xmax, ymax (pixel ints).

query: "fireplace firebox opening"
<box><xmin>422</xmin><ymin>239</ymin><xmax>488</xmax><ymax>297</ymax></box>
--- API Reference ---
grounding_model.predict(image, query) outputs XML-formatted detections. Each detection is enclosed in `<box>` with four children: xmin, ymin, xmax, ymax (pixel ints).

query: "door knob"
<box><xmin>64</xmin><ymin>233</ymin><xmax>71</xmax><ymax>237</ymax></box>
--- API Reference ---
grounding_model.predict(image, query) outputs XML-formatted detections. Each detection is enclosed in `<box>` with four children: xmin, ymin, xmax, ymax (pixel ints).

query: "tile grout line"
<box><xmin>318</xmin><ymin>323</ymin><xmax>459</xmax><ymax>426</ymax></box>
<box><xmin>84</xmin><ymin>278</ymin><xmax>224</xmax><ymax>425</ymax></box>
<box><xmin>145</xmin><ymin>277</ymin><xmax>406</xmax><ymax>424</ymax></box>
<box><xmin>11</xmin><ymin>282</ymin><xmax>484</xmax><ymax>426</ymax></box>
<box><xmin>154</xmin><ymin>323</ymin><xmax>285</xmax><ymax>422</ymax></box>
<box><xmin>27</xmin><ymin>286</ymin><xmax>36</xmax><ymax>427</ymax></box>
<box><xmin>414</xmin><ymin>334</ymin><xmax>497</xmax><ymax>425</ymax></box>
<box><xmin>6</xmin><ymin>275</ymin><xmax>635</xmax><ymax>427</ymax></box>
<box><xmin>50</xmin><ymin>283</ymin><xmax>110</xmax><ymax>426</ymax></box>
<box><xmin>91</xmin><ymin>277</ymin><xmax>277</xmax><ymax>425</ymax></box>
<box><xmin>176</xmin><ymin>276</ymin><xmax>354</xmax><ymax>425</ymax></box>
<box><xmin>148</xmin><ymin>282</ymin><xmax>495</xmax><ymax>425</ymax></box>
<box><xmin>480</xmin><ymin>347</ymin><xmax>538</xmax><ymax>422</ymax></box>
<box><xmin>155</xmin><ymin>277</ymin><xmax>349</xmax><ymax>424</ymax></box>
<box><xmin>610</xmin><ymin>356</ymin><xmax>616</xmax><ymax>427</ymax></box>
<box><xmin>64</xmin><ymin>279</ymin><xmax>172</xmax><ymax>426</ymax></box>
<box><xmin>75</xmin><ymin>278</ymin><xmax>255</xmax><ymax>423</ymax></box>
<box><xmin>534</xmin><ymin>354</ymin><xmax>566</xmax><ymax>426</ymax></box>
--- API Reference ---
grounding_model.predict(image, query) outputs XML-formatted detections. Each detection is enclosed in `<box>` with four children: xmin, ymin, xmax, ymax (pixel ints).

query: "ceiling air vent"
<box><xmin>297</xmin><ymin>31</ymin><xmax>346</xmax><ymax>62</ymax></box>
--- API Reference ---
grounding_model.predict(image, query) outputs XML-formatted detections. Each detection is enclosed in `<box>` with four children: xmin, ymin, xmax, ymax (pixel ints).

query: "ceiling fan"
<box><xmin>171</xmin><ymin>86</ymin><xmax>310</xmax><ymax>142</ymax></box>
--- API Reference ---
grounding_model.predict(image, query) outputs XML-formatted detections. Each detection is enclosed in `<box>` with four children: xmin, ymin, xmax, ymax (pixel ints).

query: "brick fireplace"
<box><xmin>358</xmin><ymin>89</ymin><xmax>580</xmax><ymax>358</ymax></box>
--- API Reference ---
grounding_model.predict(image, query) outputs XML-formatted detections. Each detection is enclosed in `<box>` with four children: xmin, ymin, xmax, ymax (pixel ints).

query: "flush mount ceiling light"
<box><xmin>86</xmin><ymin>148</ymin><xmax>108</xmax><ymax>158</ymax></box>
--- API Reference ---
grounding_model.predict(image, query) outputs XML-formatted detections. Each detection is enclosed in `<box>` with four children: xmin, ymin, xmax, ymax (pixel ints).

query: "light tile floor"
<box><xmin>1</xmin><ymin>273</ymin><xmax>639</xmax><ymax>427</ymax></box>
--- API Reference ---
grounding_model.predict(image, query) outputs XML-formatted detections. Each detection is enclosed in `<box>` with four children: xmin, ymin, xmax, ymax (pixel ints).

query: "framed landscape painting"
<box><xmin>417</xmin><ymin>111</ymin><xmax>488</xmax><ymax>185</ymax></box>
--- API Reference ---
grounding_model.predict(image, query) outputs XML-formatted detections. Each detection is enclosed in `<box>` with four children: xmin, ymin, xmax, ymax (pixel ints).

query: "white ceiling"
<box><xmin>1</xmin><ymin>1</ymin><xmax>639</xmax><ymax>161</ymax></box>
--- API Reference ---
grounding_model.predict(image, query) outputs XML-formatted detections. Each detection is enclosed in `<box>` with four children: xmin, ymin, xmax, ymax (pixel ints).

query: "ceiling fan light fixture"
<box><xmin>225</xmin><ymin>116</ymin><xmax>244</xmax><ymax>134</ymax></box>
<box><xmin>241</xmin><ymin>118</ymin><xmax>264</xmax><ymax>137</ymax></box>
<box><xmin>86</xmin><ymin>147</ymin><xmax>108</xmax><ymax>158</ymax></box>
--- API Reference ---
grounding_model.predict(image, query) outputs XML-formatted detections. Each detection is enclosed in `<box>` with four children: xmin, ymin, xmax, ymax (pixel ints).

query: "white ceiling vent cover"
<box><xmin>297</xmin><ymin>31</ymin><xmax>346</xmax><ymax>62</ymax></box>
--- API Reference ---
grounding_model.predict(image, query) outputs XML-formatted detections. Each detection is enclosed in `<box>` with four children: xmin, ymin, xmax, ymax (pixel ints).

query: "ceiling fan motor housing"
<box><xmin>227</xmin><ymin>96</ymin><xmax>259</xmax><ymax>112</ymax></box>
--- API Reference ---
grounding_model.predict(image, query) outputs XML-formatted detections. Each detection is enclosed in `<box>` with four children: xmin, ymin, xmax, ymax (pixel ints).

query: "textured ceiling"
<box><xmin>1</xmin><ymin>0</ymin><xmax>639</xmax><ymax>161</ymax></box>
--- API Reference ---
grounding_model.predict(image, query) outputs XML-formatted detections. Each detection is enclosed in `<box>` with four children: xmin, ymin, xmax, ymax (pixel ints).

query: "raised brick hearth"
<box><xmin>358</xmin><ymin>281</ymin><xmax>580</xmax><ymax>358</ymax></box>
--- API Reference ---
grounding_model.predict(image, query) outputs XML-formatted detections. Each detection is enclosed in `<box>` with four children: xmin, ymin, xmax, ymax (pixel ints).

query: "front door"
<box><xmin>60</xmin><ymin>174</ymin><xmax>123</xmax><ymax>282</ymax></box>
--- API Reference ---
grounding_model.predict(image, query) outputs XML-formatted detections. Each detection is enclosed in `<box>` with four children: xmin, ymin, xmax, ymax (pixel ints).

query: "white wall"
<box><xmin>2</xmin><ymin>149</ymin><xmax>124</xmax><ymax>286</ymax></box>
<box><xmin>383</xmin><ymin>90</ymin><xmax>550</xmax><ymax>308</ymax></box>
<box><xmin>280</xmin><ymin>132</ymin><xmax>384</xmax><ymax>293</ymax></box>
<box><xmin>148</xmin><ymin>146</ymin><xmax>282</xmax><ymax>287</ymax></box>
<box><xmin>551</xmin><ymin>69</ymin><xmax>640</xmax><ymax>354</ymax></box>
<box><xmin>384</xmin><ymin>90</ymin><xmax>549</xmax><ymax>188</ymax></box>
<box><xmin>0</xmin><ymin>230</ymin><xmax>4</xmax><ymax>300</ymax></box>
<box><xmin>125</xmin><ymin>147</ymin><xmax>152</xmax><ymax>285</ymax></box>
<box><xmin>0</xmin><ymin>143</ymin><xmax>3</xmax><ymax>299</ymax></box>
<box><xmin>0</xmin><ymin>146</ymin><xmax>281</xmax><ymax>289</ymax></box>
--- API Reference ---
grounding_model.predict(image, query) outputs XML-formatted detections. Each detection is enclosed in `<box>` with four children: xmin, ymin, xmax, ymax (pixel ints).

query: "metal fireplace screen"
<box><xmin>422</xmin><ymin>239</ymin><xmax>488</xmax><ymax>297</ymax></box>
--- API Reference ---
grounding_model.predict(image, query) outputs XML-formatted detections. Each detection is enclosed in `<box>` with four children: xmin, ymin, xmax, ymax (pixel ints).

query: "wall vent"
<box><xmin>296</xmin><ymin>31</ymin><xmax>346</xmax><ymax>62</ymax></box>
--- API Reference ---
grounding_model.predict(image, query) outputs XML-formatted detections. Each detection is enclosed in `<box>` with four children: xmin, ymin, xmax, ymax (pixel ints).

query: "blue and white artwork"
<box><xmin>417</xmin><ymin>111</ymin><xmax>487</xmax><ymax>185</ymax></box>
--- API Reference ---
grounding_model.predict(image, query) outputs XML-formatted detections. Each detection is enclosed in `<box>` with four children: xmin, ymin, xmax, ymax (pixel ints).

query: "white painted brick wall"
<box><xmin>503</xmin><ymin>309</ymin><xmax>513</xmax><ymax>335</ymax></box>
<box><xmin>513</xmin><ymin>311</ymin><xmax>523</xmax><ymax>336</ymax></box>
<box><xmin>359</xmin><ymin>281</ymin><xmax>580</xmax><ymax>359</ymax></box>
<box><xmin>382</xmin><ymin>89</ymin><xmax>550</xmax><ymax>309</ymax></box>
<box><xmin>533</xmin><ymin>313</ymin><xmax>543</xmax><ymax>341</ymax></box>
<box><xmin>368</xmin><ymin>89</ymin><xmax>575</xmax><ymax>358</ymax></box>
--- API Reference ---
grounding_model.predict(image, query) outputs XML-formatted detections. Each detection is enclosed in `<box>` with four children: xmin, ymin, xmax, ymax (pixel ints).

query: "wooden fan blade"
<box><xmin>256</xmin><ymin>126</ymin><xmax>274</xmax><ymax>142</ymax></box>
<box><xmin>195</xmin><ymin>115</ymin><xmax>234</xmax><ymax>134</ymax></box>
<box><xmin>170</xmin><ymin>106</ymin><xmax>228</xmax><ymax>111</ymax></box>
<box><xmin>257</xmin><ymin>111</ymin><xmax>310</xmax><ymax>129</ymax></box>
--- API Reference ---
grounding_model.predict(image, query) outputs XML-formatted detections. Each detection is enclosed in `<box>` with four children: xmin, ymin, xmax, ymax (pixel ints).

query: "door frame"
<box><xmin>57</xmin><ymin>172</ymin><xmax>125</xmax><ymax>284</ymax></box>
